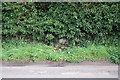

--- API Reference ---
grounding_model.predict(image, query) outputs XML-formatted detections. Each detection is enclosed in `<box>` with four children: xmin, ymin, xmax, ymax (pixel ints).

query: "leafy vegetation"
<box><xmin>1</xmin><ymin>39</ymin><xmax>119</xmax><ymax>64</ymax></box>
<box><xmin>2</xmin><ymin>2</ymin><xmax>119</xmax><ymax>45</ymax></box>
<box><xmin>1</xmin><ymin>2</ymin><xmax>120</xmax><ymax>64</ymax></box>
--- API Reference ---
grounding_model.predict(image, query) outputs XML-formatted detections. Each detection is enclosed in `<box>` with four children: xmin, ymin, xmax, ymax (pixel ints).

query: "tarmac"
<box><xmin>1</xmin><ymin>61</ymin><xmax>118</xmax><ymax>78</ymax></box>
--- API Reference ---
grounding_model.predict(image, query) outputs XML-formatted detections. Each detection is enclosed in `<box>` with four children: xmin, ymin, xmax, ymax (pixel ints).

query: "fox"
<box><xmin>54</xmin><ymin>38</ymin><xmax>69</xmax><ymax>51</ymax></box>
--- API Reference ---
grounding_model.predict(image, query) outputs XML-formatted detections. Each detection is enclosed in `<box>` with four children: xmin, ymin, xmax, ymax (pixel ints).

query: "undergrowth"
<box><xmin>1</xmin><ymin>39</ymin><xmax>119</xmax><ymax>64</ymax></box>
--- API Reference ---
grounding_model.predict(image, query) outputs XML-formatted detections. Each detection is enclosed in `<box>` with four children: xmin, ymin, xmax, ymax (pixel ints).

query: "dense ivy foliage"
<box><xmin>2</xmin><ymin>2</ymin><xmax>120</xmax><ymax>45</ymax></box>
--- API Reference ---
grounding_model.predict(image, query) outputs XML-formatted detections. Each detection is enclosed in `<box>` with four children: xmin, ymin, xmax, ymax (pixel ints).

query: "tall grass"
<box><xmin>1</xmin><ymin>39</ymin><xmax>119</xmax><ymax>64</ymax></box>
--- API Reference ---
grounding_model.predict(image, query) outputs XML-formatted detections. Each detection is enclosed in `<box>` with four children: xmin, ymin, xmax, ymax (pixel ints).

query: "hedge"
<box><xmin>2</xmin><ymin>2</ymin><xmax>120</xmax><ymax>45</ymax></box>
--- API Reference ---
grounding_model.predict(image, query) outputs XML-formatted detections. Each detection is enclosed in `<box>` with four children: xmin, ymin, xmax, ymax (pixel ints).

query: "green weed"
<box><xmin>1</xmin><ymin>39</ymin><xmax>119</xmax><ymax>64</ymax></box>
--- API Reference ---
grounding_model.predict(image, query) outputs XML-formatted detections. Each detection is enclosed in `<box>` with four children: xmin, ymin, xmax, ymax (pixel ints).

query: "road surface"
<box><xmin>1</xmin><ymin>65</ymin><xmax>118</xmax><ymax>78</ymax></box>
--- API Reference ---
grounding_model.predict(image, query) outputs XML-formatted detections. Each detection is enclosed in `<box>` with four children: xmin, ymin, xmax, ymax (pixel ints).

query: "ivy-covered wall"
<box><xmin>2</xmin><ymin>2</ymin><xmax>120</xmax><ymax>45</ymax></box>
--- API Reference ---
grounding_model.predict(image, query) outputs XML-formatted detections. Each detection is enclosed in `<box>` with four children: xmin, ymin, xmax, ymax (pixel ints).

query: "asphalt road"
<box><xmin>1</xmin><ymin>65</ymin><xmax>118</xmax><ymax>78</ymax></box>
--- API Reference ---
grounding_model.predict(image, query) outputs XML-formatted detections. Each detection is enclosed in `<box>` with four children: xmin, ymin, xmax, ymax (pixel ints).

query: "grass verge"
<box><xmin>1</xmin><ymin>39</ymin><xmax>119</xmax><ymax>64</ymax></box>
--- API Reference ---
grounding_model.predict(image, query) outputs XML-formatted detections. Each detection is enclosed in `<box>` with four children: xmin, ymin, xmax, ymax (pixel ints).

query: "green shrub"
<box><xmin>2</xmin><ymin>2</ymin><xmax>119</xmax><ymax>46</ymax></box>
<box><xmin>108</xmin><ymin>46</ymin><xmax>120</xmax><ymax>64</ymax></box>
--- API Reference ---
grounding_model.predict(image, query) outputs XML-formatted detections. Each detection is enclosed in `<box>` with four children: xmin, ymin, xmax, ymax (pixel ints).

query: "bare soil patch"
<box><xmin>2</xmin><ymin>60</ymin><xmax>118</xmax><ymax>67</ymax></box>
